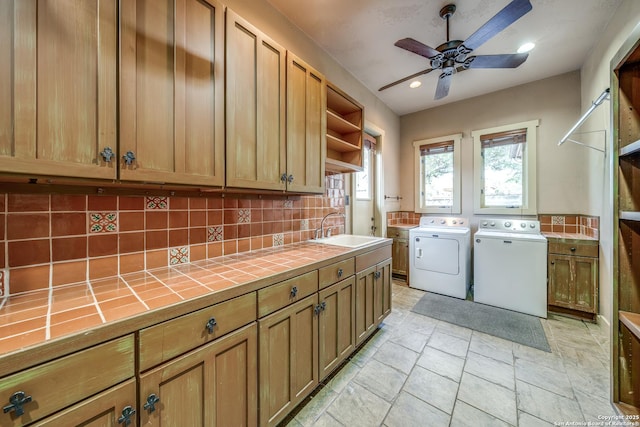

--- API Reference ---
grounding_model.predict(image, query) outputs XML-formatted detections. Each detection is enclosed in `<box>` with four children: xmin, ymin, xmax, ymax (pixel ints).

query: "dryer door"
<box><xmin>413</xmin><ymin>235</ymin><xmax>459</xmax><ymax>275</ymax></box>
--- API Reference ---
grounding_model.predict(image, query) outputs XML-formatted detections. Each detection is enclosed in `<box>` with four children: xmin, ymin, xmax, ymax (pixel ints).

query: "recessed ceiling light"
<box><xmin>517</xmin><ymin>42</ymin><xmax>535</xmax><ymax>53</ymax></box>
<box><xmin>409</xmin><ymin>81</ymin><xmax>422</xmax><ymax>89</ymax></box>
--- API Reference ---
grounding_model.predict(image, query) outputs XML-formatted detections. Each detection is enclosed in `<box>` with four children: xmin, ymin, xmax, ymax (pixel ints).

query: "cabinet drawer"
<box><xmin>387</xmin><ymin>227</ymin><xmax>410</xmax><ymax>239</ymax></box>
<box><xmin>548</xmin><ymin>241</ymin><xmax>598</xmax><ymax>257</ymax></box>
<box><xmin>0</xmin><ymin>335</ymin><xmax>134</xmax><ymax>426</ymax></box>
<box><xmin>355</xmin><ymin>245</ymin><xmax>392</xmax><ymax>272</ymax></box>
<box><xmin>319</xmin><ymin>258</ymin><xmax>355</xmax><ymax>289</ymax></box>
<box><xmin>258</xmin><ymin>271</ymin><xmax>318</xmax><ymax>317</ymax></box>
<box><xmin>139</xmin><ymin>293</ymin><xmax>256</xmax><ymax>371</ymax></box>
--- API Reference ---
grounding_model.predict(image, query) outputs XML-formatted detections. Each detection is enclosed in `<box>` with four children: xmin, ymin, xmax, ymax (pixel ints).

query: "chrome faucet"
<box><xmin>316</xmin><ymin>211</ymin><xmax>345</xmax><ymax>239</ymax></box>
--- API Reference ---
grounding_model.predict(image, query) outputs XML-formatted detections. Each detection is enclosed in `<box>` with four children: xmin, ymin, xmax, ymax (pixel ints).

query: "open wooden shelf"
<box><xmin>620</xmin><ymin>311</ymin><xmax>640</xmax><ymax>340</ymax></box>
<box><xmin>326</xmin><ymin>134</ymin><xmax>360</xmax><ymax>153</ymax></box>
<box><xmin>620</xmin><ymin>211</ymin><xmax>640</xmax><ymax>221</ymax></box>
<box><xmin>325</xmin><ymin>157</ymin><xmax>363</xmax><ymax>174</ymax></box>
<box><xmin>325</xmin><ymin>82</ymin><xmax>363</xmax><ymax>173</ymax></box>
<box><xmin>620</xmin><ymin>138</ymin><xmax>640</xmax><ymax>157</ymax></box>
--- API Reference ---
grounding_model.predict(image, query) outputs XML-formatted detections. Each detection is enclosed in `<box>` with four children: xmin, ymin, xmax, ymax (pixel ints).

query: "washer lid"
<box><xmin>474</xmin><ymin>229</ymin><xmax>547</xmax><ymax>242</ymax></box>
<box><xmin>412</xmin><ymin>227</ymin><xmax>470</xmax><ymax>236</ymax></box>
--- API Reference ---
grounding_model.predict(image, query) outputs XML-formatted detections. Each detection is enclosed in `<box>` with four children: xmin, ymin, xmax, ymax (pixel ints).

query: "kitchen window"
<box><xmin>472</xmin><ymin>120</ymin><xmax>539</xmax><ymax>215</ymax></box>
<box><xmin>413</xmin><ymin>133</ymin><xmax>462</xmax><ymax>214</ymax></box>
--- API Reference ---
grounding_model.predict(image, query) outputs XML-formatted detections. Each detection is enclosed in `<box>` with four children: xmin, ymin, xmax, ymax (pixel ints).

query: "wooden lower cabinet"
<box><xmin>259</xmin><ymin>294</ymin><xmax>319</xmax><ymax>427</ymax></box>
<box><xmin>35</xmin><ymin>379</ymin><xmax>137</xmax><ymax>427</ymax></box>
<box><xmin>355</xmin><ymin>259</ymin><xmax>391</xmax><ymax>346</ymax></box>
<box><xmin>318</xmin><ymin>276</ymin><xmax>356</xmax><ymax>379</ymax></box>
<box><xmin>139</xmin><ymin>323</ymin><xmax>258</xmax><ymax>427</ymax></box>
<box><xmin>547</xmin><ymin>240</ymin><xmax>598</xmax><ymax>321</ymax></box>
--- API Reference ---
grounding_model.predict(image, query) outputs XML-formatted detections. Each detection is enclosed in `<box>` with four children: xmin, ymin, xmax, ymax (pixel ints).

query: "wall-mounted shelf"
<box><xmin>621</xmin><ymin>311</ymin><xmax>640</xmax><ymax>340</ymax></box>
<box><xmin>620</xmin><ymin>211</ymin><xmax>640</xmax><ymax>221</ymax></box>
<box><xmin>325</xmin><ymin>82</ymin><xmax>363</xmax><ymax>174</ymax></box>
<box><xmin>620</xmin><ymin>138</ymin><xmax>640</xmax><ymax>157</ymax></box>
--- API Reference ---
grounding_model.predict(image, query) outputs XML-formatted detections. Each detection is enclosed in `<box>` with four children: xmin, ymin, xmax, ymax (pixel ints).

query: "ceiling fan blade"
<box><xmin>463</xmin><ymin>0</ymin><xmax>532</xmax><ymax>51</ymax></box>
<box><xmin>394</xmin><ymin>38</ymin><xmax>441</xmax><ymax>59</ymax></box>
<box><xmin>468</xmin><ymin>53</ymin><xmax>529</xmax><ymax>68</ymax></box>
<box><xmin>434</xmin><ymin>73</ymin><xmax>452</xmax><ymax>100</ymax></box>
<box><xmin>379</xmin><ymin>67</ymin><xmax>435</xmax><ymax>91</ymax></box>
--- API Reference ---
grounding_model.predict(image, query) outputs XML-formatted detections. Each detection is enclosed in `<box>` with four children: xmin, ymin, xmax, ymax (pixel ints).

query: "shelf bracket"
<box><xmin>558</xmin><ymin>88</ymin><xmax>609</xmax><ymax>154</ymax></box>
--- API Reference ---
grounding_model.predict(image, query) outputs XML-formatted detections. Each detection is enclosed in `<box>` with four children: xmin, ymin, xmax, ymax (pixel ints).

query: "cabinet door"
<box><xmin>355</xmin><ymin>265</ymin><xmax>376</xmax><ymax>345</ymax></box>
<box><xmin>548</xmin><ymin>254</ymin><xmax>573</xmax><ymax>308</ymax></box>
<box><xmin>35</xmin><ymin>380</ymin><xmax>137</xmax><ymax>427</ymax></box>
<box><xmin>573</xmin><ymin>256</ymin><xmax>598</xmax><ymax>313</ymax></box>
<box><xmin>379</xmin><ymin>260</ymin><xmax>392</xmax><ymax>319</ymax></box>
<box><xmin>392</xmin><ymin>239</ymin><xmax>408</xmax><ymax>276</ymax></box>
<box><xmin>120</xmin><ymin>0</ymin><xmax>225</xmax><ymax>186</ymax></box>
<box><xmin>139</xmin><ymin>323</ymin><xmax>257</xmax><ymax>427</ymax></box>
<box><xmin>226</xmin><ymin>9</ymin><xmax>286</xmax><ymax>191</ymax></box>
<box><xmin>286</xmin><ymin>53</ymin><xmax>326</xmax><ymax>193</ymax></box>
<box><xmin>318</xmin><ymin>276</ymin><xmax>355</xmax><ymax>380</ymax></box>
<box><xmin>0</xmin><ymin>0</ymin><xmax>117</xmax><ymax>180</ymax></box>
<box><xmin>259</xmin><ymin>294</ymin><xmax>318</xmax><ymax>427</ymax></box>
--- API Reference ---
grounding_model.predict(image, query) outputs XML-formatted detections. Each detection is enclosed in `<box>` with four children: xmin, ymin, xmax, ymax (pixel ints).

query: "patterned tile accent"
<box><xmin>146</xmin><ymin>196</ymin><xmax>168</xmax><ymax>210</ymax></box>
<box><xmin>238</xmin><ymin>209</ymin><xmax>251</xmax><ymax>223</ymax></box>
<box><xmin>89</xmin><ymin>212</ymin><xmax>118</xmax><ymax>233</ymax></box>
<box><xmin>169</xmin><ymin>247</ymin><xmax>190</xmax><ymax>265</ymax></box>
<box><xmin>0</xmin><ymin>270</ymin><xmax>5</xmax><ymax>296</ymax></box>
<box><xmin>551</xmin><ymin>216</ymin><xmax>565</xmax><ymax>225</ymax></box>
<box><xmin>284</xmin><ymin>200</ymin><xmax>294</xmax><ymax>208</ymax></box>
<box><xmin>301</xmin><ymin>219</ymin><xmax>309</xmax><ymax>231</ymax></box>
<box><xmin>273</xmin><ymin>233</ymin><xmax>284</xmax><ymax>247</ymax></box>
<box><xmin>207</xmin><ymin>226</ymin><xmax>223</xmax><ymax>242</ymax></box>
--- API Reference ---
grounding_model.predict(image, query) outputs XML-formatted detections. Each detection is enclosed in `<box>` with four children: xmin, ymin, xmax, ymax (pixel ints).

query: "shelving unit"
<box><xmin>612</xmin><ymin>26</ymin><xmax>640</xmax><ymax>415</ymax></box>
<box><xmin>325</xmin><ymin>82</ymin><xmax>363</xmax><ymax>174</ymax></box>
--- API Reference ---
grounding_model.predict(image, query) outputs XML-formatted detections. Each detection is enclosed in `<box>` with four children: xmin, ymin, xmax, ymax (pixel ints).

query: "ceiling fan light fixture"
<box><xmin>517</xmin><ymin>42</ymin><xmax>535</xmax><ymax>53</ymax></box>
<box><xmin>409</xmin><ymin>81</ymin><xmax>422</xmax><ymax>89</ymax></box>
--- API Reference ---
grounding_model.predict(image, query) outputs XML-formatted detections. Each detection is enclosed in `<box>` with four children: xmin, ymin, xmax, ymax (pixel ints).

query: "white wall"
<box><xmin>223</xmin><ymin>0</ymin><xmax>402</xmax><ymax>216</ymax></box>
<box><xmin>580</xmin><ymin>0</ymin><xmax>640</xmax><ymax>325</ymax></box>
<box><xmin>399</xmin><ymin>71</ymin><xmax>583</xmax><ymax>222</ymax></box>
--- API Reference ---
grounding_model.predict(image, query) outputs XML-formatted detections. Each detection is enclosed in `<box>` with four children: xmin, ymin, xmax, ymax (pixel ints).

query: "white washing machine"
<box><xmin>474</xmin><ymin>218</ymin><xmax>548</xmax><ymax>318</ymax></box>
<box><xmin>409</xmin><ymin>217</ymin><xmax>471</xmax><ymax>299</ymax></box>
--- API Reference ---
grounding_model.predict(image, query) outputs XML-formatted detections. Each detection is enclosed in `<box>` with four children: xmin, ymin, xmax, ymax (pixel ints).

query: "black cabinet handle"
<box><xmin>122</xmin><ymin>151</ymin><xmax>136</xmax><ymax>165</ymax></box>
<box><xmin>206</xmin><ymin>317</ymin><xmax>217</xmax><ymax>334</ymax></box>
<box><xmin>290</xmin><ymin>286</ymin><xmax>298</xmax><ymax>298</ymax></box>
<box><xmin>337</xmin><ymin>268</ymin><xmax>343</xmax><ymax>278</ymax></box>
<box><xmin>570</xmin><ymin>247</ymin><xmax>576</xmax><ymax>252</ymax></box>
<box><xmin>143</xmin><ymin>394</ymin><xmax>160</xmax><ymax>413</ymax></box>
<box><xmin>118</xmin><ymin>406</ymin><xmax>136</xmax><ymax>426</ymax></box>
<box><xmin>374</xmin><ymin>271</ymin><xmax>381</xmax><ymax>279</ymax></box>
<box><xmin>3</xmin><ymin>391</ymin><xmax>32</xmax><ymax>417</ymax></box>
<box><xmin>100</xmin><ymin>147</ymin><xmax>114</xmax><ymax>162</ymax></box>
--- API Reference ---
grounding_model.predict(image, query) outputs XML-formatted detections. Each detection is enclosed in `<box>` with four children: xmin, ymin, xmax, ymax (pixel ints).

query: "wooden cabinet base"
<box><xmin>548</xmin><ymin>305</ymin><xmax>597</xmax><ymax>323</ymax></box>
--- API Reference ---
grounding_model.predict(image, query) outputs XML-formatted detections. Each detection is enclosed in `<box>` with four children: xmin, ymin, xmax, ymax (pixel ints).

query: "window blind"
<box><xmin>480</xmin><ymin>128</ymin><xmax>526</xmax><ymax>148</ymax></box>
<box><xmin>420</xmin><ymin>140</ymin><xmax>454</xmax><ymax>156</ymax></box>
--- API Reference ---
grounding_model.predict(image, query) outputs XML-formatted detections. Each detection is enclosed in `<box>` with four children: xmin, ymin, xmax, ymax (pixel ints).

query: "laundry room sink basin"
<box><xmin>310</xmin><ymin>234</ymin><xmax>385</xmax><ymax>248</ymax></box>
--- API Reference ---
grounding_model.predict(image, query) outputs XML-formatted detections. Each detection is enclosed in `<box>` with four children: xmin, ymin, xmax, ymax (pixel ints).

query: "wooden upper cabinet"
<box><xmin>226</xmin><ymin>9</ymin><xmax>286</xmax><ymax>191</ymax></box>
<box><xmin>286</xmin><ymin>53</ymin><xmax>326</xmax><ymax>194</ymax></box>
<box><xmin>120</xmin><ymin>0</ymin><xmax>225</xmax><ymax>186</ymax></box>
<box><xmin>0</xmin><ymin>0</ymin><xmax>117</xmax><ymax>180</ymax></box>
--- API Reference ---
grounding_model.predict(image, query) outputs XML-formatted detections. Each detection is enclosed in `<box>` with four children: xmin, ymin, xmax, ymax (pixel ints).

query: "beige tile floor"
<box><xmin>284</xmin><ymin>279</ymin><xmax>616</xmax><ymax>427</ymax></box>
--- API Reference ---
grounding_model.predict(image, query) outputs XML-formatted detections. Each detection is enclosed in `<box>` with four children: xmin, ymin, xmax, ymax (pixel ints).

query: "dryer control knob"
<box><xmin>482</xmin><ymin>221</ymin><xmax>488</xmax><ymax>226</ymax></box>
<box><xmin>440</xmin><ymin>219</ymin><xmax>445</xmax><ymax>224</ymax></box>
<box><xmin>530</xmin><ymin>223</ymin><xmax>536</xmax><ymax>228</ymax></box>
<box><xmin>504</xmin><ymin>221</ymin><xmax>512</xmax><ymax>228</ymax></box>
<box><xmin>490</xmin><ymin>222</ymin><xmax>495</xmax><ymax>227</ymax></box>
<box><xmin>520</xmin><ymin>223</ymin><xmax>526</xmax><ymax>228</ymax></box>
<box><xmin>452</xmin><ymin>220</ymin><xmax>457</xmax><ymax>224</ymax></box>
<box><xmin>459</xmin><ymin>221</ymin><xmax>464</xmax><ymax>225</ymax></box>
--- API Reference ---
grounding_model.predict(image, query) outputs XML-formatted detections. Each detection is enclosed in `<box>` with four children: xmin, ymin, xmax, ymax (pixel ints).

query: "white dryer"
<box><xmin>474</xmin><ymin>218</ymin><xmax>547</xmax><ymax>318</ymax></box>
<box><xmin>409</xmin><ymin>217</ymin><xmax>471</xmax><ymax>299</ymax></box>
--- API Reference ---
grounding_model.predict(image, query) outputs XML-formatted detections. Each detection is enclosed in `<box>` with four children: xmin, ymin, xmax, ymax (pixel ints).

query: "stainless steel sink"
<box><xmin>310</xmin><ymin>234</ymin><xmax>385</xmax><ymax>248</ymax></box>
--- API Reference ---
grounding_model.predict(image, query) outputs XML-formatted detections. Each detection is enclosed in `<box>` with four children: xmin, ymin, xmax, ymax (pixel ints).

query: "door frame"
<box><xmin>347</xmin><ymin>121</ymin><xmax>385</xmax><ymax>237</ymax></box>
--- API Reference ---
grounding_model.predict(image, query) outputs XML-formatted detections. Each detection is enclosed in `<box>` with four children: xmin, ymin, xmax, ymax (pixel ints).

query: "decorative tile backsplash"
<box><xmin>539</xmin><ymin>214</ymin><xmax>599</xmax><ymax>239</ymax></box>
<box><xmin>387</xmin><ymin>211</ymin><xmax>421</xmax><ymax>226</ymax></box>
<box><xmin>0</xmin><ymin>175</ymin><xmax>346</xmax><ymax>295</ymax></box>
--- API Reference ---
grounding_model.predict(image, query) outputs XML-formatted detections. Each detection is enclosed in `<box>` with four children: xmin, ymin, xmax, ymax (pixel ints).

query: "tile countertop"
<box><xmin>542</xmin><ymin>231</ymin><xmax>599</xmax><ymax>242</ymax></box>
<box><xmin>0</xmin><ymin>239</ymin><xmax>391</xmax><ymax>376</ymax></box>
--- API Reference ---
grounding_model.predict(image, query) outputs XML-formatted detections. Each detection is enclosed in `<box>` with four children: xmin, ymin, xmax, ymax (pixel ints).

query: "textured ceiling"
<box><xmin>266</xmin><ymin>0</ymin><xmax>621</xmax><ymax>115</ymax></box>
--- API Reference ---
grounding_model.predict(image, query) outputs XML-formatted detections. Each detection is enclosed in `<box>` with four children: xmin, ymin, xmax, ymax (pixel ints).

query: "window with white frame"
<box><xmin>355</xmin><ymin>139</ymin><xmax>373</xmax><ymax>200</ymax></box>
<box><xmin>413</xmin><ymin>133</ymin><xmax>462</xmax><ymax>214</ymax></box>
<box><xmin>472</xmin><ymin>120</ymin><xmax>539</xmax><ymax>215</ymax></box>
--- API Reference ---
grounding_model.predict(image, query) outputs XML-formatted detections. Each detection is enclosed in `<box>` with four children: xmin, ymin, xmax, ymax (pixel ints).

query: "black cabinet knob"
<box><xmin>143</xmin><ymin>394</ymin><xmax>160</xmax><ymax>413</ymax></box>
<box><xmin>206</xmin><ymin>317</ymin><xmax>217</xmax><ymax>334</ymax></box>
<box><xmin>3</xmin><ymin>391</ymin><xmax>32</xmax><ymax>417</ymax></box>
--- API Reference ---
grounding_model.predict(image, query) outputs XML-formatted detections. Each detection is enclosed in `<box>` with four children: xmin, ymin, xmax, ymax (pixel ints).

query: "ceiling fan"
<box><xmin>379</xmin><ymin>0</ymin><xmax>533</xmax><ymax>100</ymax></box>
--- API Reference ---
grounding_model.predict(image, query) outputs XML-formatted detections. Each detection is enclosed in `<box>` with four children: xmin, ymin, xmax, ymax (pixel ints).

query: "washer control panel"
<box><xmin>478</xmin><ymin>218</ymin><xmax>540</xmax><ymax>233</ymax></box>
